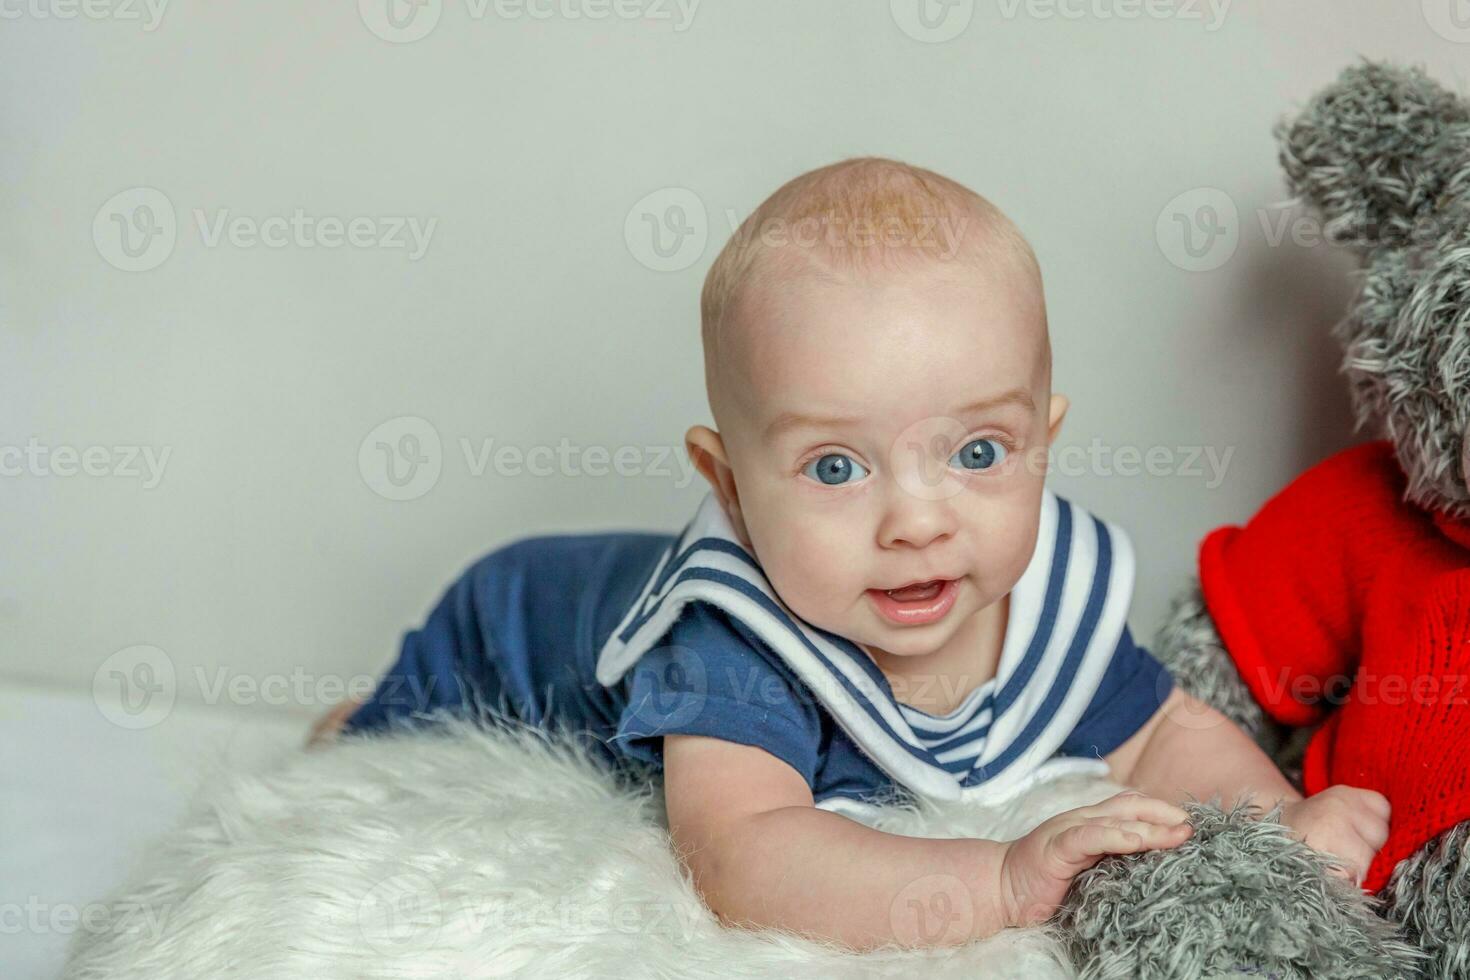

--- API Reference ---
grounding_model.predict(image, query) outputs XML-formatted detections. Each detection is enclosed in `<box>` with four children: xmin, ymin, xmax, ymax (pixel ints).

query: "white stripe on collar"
<box><xmin>595</xmin><ymin>489</ymin><xmax>1131</xmax><ymax>805</ymax></box>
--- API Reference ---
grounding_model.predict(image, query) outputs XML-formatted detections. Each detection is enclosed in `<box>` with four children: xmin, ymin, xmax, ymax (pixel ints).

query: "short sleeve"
<box><xmin>1055</xmin><ymin>624</ymin><xmax>1175</xmax><ymax>760</ymax></box>
<box><xmin>609</xmin><ymin>601</ymin><xmax>824</xmax><ymax>787</ymax></box>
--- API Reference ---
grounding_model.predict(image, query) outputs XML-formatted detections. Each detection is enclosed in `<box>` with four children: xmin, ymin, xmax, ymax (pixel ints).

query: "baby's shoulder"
<box><xmin>659</xmin><ymin>601</ymin><xmax>821</xmax><ymax>707</ymax></box>
<box><xmin>666</xmin><ymin>600</ymin><xmax>787</xmax><ymax>665</ymax></box>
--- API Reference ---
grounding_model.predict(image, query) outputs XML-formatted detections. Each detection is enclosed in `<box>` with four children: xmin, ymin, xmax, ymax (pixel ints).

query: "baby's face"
<box><xmin>712</xmin><ymin>259</ymin><xmax>1060</xmax><ymax>660</ymax></box>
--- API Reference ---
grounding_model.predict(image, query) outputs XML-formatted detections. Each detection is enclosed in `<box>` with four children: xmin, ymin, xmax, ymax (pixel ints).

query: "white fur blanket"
<box><xmin>64</xmin><ymin>717</ymin><xmax>1128</xmax><ymax>979</ymax></box>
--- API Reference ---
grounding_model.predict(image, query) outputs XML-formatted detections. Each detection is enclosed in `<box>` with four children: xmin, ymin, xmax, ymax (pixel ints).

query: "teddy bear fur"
<box><xmin>1061</xmin><ymin>59</ymin><xmax>1470</xmax><ymax>979</ymax></box>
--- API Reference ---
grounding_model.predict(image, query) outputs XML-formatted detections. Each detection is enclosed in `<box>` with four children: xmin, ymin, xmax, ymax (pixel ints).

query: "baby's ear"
<box><xmin>686</xmin><ymin>425</ymin><xmax>757</xmax><ymax>547</ymax></box>
<box><xmin>1047</xmin><ymin>394</ymin><xmax>1069</xmax><ymax>444</ymax></box>
<box><xmin>684</xmin><ymin>426</ymin><xmax>749</xmax><ymax>536</ymax></box>
<box><xmin>685</xmin><ymin>425</ymin><xmax>729</xmax><ymax>492</ymax></box>
<box><xmin>1275</xmin><ymin>59</ymin><xmax>1470</xmax><ymax>252</ymax></box>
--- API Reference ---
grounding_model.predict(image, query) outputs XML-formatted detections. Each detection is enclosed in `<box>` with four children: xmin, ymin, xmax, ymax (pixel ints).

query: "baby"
<box><xmin>311</xmin><ymin>158</ymin><xmax>1390</xmax><ymax>950</ymax></box>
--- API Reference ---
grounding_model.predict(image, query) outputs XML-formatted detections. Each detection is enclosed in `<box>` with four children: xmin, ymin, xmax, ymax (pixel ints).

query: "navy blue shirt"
<box><xmin>344</xmin><ymin>529</ymin><xmax>1175</xmax><ymax>806</ymax></box>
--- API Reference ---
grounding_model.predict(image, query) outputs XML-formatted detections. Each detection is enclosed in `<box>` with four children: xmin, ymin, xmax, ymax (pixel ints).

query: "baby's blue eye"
<box><xmin>951</xmin><ymin>438</ymin><xmax>1007</xmax><ymax>471</ymax></box>
<box><xmin>802</xmin><ymin>453</ymin><xmax>870</xmax><ymax>486</ymax></box>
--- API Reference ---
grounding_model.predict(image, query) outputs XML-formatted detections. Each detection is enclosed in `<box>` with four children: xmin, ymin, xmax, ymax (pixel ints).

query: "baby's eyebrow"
<box><xmin>952</xmin><ymin>388</ymin><xmax>1035</xmax><ymax>417</ymax></box>
<box><xmin>763</xmin><ymin>388</ymin><xmax>1034</xmax><ymax>439</ymax></box>
<box><xmin>764</xmin><ymin>410</ymin><xmax>866</xmax><ymax>440</ymax></box>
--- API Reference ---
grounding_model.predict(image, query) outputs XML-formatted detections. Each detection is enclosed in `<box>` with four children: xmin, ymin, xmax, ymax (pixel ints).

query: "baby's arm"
<box><xmin>1105</xmin><ymin>687</ymin><xmax>1301</xmax><ymax>810</ymax></box>
<box><xmin>1106</xmin><ymin>688</ymin><xmax>1388</xmax><ymax>884</ymax></box>
<box><xmin>664</xmin><ymin>734</ymin><xmax>1192</xmax><ymax>950</ymax></box>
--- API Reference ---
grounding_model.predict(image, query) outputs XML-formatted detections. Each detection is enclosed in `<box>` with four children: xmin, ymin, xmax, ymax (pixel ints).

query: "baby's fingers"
<box><xmin>1054</xmin><ymin>818</ymin><xmax>1192</xmax><ymax>866</ymax></box>
<box><xmin>1092</xmin><ymin>791</ymin><xmax>1191</xmax><ymax>828</ymax></box>
<box><xmin>1343</xmin><ymin>786</ymin><xmax>1391</xmax><ymax>821</ymax></box>
<box><xmin>1313</xmin><ymin>831</ymin><xmax>1376</xmax><ymax>887</ymax></box>
<box><xmin>1323</xmin><ymin>855</ymin><xmax>1373</xmax><ymax>887</ymax></box>
<box><xmin>1348</xmin><ymin>810</ymin><xmax>1391</xmax><ymax>851</ymax></box>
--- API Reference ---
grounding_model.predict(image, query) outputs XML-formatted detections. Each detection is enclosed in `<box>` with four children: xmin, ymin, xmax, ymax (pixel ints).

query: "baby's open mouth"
<box><xmin>866</xmin><ymin>578</ymin><xmax>960</xmax><ymax>626</ymax></box>
<box><xmin>883</xmin><ymin>580</ymin><xmax>946</xmax><ymax>601</ymax></box>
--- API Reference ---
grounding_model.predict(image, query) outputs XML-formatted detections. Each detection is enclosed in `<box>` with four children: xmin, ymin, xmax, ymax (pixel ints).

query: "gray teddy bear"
<box><xmin>1058</xmin><ymin>59</ymin><xmax>1470</xmax><ymax>980</ymax></box>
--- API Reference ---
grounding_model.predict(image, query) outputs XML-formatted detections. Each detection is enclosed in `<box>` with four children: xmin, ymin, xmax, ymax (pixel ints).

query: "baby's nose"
<box><xmin>876</xmin><ymin>495</ymin><xmax>959</xmax><ymax>550</ymax></box>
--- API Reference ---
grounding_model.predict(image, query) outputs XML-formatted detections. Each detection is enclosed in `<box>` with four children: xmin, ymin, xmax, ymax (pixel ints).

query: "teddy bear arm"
<box><xmin>1153</xmin><ymin>578</ymin><xmax>1294</xmax><ymax>764</ymax></box>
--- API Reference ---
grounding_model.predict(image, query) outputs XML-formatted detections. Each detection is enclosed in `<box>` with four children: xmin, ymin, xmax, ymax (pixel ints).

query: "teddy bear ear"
<box><xmin>1347</xmin><ymin>207</ymin><xmax>1470</xmax><ymax>514</ymax></box>
<box><xmin>1274</xmin><ymin>59</ymin><xmax>1470</xmax><ymax>251</ymax></box>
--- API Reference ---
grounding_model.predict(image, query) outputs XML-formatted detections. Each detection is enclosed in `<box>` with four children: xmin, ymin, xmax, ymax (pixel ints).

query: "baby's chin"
<box><xmin>852</xmin><ymin>623</ymin><xmax>958</xmax><ymax>660</ymax></box>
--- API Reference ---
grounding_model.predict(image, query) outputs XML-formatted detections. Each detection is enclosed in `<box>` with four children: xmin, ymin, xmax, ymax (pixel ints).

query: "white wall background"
<box><xmin>2</xmin><ymin>1</ymin><xmax>1467</xmax><ymax>723</ymax></box>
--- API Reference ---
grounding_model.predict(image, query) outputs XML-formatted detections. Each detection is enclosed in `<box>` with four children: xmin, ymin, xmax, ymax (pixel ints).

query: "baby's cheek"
<box><xmin>968</xmin><ymin>511</ymin><xmax>1037</xmax><ymax>591</ymax></box>
<box><xmin>759</xmin><ymin>524</ymin><xmax>865</xmax><ymax>617</ymax></box>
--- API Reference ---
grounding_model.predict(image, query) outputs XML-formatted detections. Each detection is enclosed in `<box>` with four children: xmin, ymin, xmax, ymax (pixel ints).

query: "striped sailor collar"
<box><xmin>596</xmin><ymin>489</ymin><xmax>1134</xmax><ymax>806</ymax></box>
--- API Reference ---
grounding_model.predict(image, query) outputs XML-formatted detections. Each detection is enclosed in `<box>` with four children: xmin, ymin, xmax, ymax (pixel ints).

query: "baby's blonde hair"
<box><xmin>700</xmin><ymin>157</ymin><xmax>1044</xmax><ymax>416</ymax></box>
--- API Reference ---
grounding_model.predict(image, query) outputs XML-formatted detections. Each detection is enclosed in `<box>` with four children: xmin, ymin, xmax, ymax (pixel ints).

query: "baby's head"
<box><xmin>685</xmin><ymin>157</ymin><xmax>1066</xmax><ymax>660</ymax></box>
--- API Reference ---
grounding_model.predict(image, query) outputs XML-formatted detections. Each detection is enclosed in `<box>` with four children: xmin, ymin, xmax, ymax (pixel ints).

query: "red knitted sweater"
<box><xmin>1199</xmin><ymin>440</ymin><xmax>1470</xmax><ymax>893</ymax></box>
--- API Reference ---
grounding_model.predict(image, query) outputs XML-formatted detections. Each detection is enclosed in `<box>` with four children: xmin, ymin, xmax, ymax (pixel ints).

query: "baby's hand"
<box><xmin>997</xmin><ymin>791</ymin><xmax>1193</xmax><ymax>927</ymax></box>
<box><xmin>1281</xmin><ymin>785</ymin><xmax>1390</xmax><ymax>887</ymax></box>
